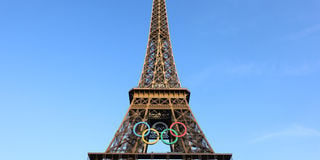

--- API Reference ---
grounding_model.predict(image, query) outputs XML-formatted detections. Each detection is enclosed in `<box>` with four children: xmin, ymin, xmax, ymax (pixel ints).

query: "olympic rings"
<box><xmin>142</xmin><ymin>128</ymin><xmax>159</xmax><ymax>145</ymax></box>
<box><xmin>170</xmin><ymin>122</ymin><xmax>187</xmax><ymax>137</ymax></box>
<box><xmin>133</xmin><ymin>122</ymin><xmax>150</xmax><ymax>137</ymax></box>
<box><xmin>160</xmin><ymin>129</ymin><xmax>178</xmax><ymax>145</ymax></box>
<box><xmin>133</xmin><ymin>121</ymin><xmax>187</xmax><ymax>145</ymax></box>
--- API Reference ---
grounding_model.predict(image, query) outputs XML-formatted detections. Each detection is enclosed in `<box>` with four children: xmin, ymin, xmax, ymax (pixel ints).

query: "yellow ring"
<box><xmin>141</xmin><ymin>128</ymin><xmax>159</xmax><ymax>145</ymax></box>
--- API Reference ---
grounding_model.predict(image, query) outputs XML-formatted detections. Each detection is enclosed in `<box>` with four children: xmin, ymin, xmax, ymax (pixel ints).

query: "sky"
<box><xmin>0</xmin><ymin>0</ymin><xmax>319</xmax><ymax>160</ymax></box>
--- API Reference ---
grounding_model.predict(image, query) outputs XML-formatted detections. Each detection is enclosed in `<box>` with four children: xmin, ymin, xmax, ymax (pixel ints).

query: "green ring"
<box><xmin>160</xmin><ymin>129</ymin><xmax>179</xmax><ymax>145</ymax></box>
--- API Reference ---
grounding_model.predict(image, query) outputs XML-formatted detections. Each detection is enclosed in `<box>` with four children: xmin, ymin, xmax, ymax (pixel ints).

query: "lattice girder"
<box><xmin>138</xmin><ymin>0</ymin><xmax>181</xmax><ymax>88</ymax></box>
<box><xmin>105</xmin><ymin>88</ymin><xmax>214</xmax><ymax>154</ymax></box>
<box><xmin>88</xmin><ymin>0</ymin><xmax>232</xmax><ymax>159</ymax></box>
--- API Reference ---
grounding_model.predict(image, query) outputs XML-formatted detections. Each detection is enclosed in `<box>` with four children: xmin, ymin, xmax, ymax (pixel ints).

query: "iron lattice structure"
<box><xmin>88</xmin><ymin>0</ymin><xmax>232</xmax><ymax>159</ymax></box>
<box><xmin>138</xmin><ymin>0</ymin><xmax>180</xmax><ymax>89</ymax></box>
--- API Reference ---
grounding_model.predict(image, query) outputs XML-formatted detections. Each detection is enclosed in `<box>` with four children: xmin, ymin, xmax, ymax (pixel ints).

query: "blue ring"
<box><xmin>133</xmin><ymin>122</ymin><xmax>151</xmax><ymax>137</ymax></box>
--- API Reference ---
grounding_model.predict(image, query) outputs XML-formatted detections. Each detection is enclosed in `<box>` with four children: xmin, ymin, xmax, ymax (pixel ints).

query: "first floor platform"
<box><xmin>88</xmin><ymin>152</ymin><xmax>232</xmax><ymax>160</ymax></box>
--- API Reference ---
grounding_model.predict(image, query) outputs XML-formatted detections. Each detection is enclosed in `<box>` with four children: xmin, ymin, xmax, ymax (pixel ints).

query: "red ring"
<box><xmin>169</xmin><ymin>122</ymin><xmax>187</xmax><ymax>137</ymax></box>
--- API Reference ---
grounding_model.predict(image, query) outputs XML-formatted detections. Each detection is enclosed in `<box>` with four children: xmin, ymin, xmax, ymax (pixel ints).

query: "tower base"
<box><xmin>88</xmin><ymin>152</ymin><xmax>232</xmax><ymax>160</ymax></box>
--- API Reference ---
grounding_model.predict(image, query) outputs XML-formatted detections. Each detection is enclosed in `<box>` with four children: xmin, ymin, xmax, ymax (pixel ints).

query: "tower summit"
<box><xmin>138</xmin><ymin>0</ymin><xmax>180</xmax><ymax>88</ymax></box>
<box><xmin>88</xmin><ymin>0</ymin><xmax>232</xmax><ymax>159</ymax></box>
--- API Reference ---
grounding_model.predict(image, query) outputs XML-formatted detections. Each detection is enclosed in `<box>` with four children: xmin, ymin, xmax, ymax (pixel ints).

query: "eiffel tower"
<box><xmin>88</xmin><ymin>0</ymin><xmax>232</xmax><ymax>159</ymax></box>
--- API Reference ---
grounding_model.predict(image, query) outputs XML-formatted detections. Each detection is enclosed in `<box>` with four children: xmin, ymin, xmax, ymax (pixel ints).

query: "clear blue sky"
<box><xmin>0</xmin><ymin>0</ymin><xmax>319</xmax><ymax>160</ymax></box>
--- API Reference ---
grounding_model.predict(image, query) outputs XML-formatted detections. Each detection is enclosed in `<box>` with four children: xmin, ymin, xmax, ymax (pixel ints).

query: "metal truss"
<box><xmin>138</xmin><ymin>0</ymin><xmax>181</xmax><ymax>88</ymax></box>
<box><xmin>88</xmin><ymin>0</ymin><xmax>232</xmax><ymax>159</ymax></box>
<box><xmin>105</xmin><ymin>89</ymin><xmax>213</xmax><ymax>154</ymax></box>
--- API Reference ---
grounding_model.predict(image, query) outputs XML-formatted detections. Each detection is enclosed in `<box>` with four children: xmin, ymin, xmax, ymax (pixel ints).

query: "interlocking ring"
<box><xmin>160</xmin><ymin>129</ymin><xmax>178</xmax><ymax>145</ymax></box>
<box><xmin>169</xmin><ymin>122</ymin><xmax>187</xmax><ymax>137</ymax></box>
<box><xmin>142</xmin><ymin>128</ymin><xmax>159</xmax><ymax>145</ymax></box>
<box><xmin>133</xmin><ymin>121</ymin><xmax>187</xmax><ymax>144</ymax></box>
<box><xmin>152</xmin><ymin>121</ymin><xmax>168</xmax><ymax>130</ymax></box>
<box><xmin>133</xmin><ymin>122</ymin><xmax>150</xmax><ymax>137</ymax></box>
